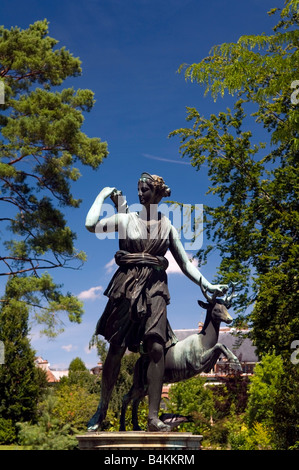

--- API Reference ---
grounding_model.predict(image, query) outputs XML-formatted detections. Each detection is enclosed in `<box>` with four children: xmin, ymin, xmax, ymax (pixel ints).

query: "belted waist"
<box><xmin>115</xmin><ymin>250</ymin><xmax>169</xmax><ymax>271</ymax></box>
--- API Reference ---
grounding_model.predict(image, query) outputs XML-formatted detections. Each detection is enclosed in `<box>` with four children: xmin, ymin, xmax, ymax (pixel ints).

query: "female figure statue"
<box><xmin>85</xmin><ymin>172</ymin><xmax>227</xmax><ymax>432</ymax></box>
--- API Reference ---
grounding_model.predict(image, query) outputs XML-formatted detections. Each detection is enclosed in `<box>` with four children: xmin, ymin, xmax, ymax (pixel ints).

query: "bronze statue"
<box><xmin>85</xmin><ymin>172</ymin><xmax>228</xmax><ymax>432</ymax></box>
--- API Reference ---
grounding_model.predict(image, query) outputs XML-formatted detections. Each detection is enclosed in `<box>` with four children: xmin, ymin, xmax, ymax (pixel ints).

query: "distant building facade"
<box><xmin>34</xmin><ymin>356</ymin><xmax>68</xmax><ymax>383</ymax></box>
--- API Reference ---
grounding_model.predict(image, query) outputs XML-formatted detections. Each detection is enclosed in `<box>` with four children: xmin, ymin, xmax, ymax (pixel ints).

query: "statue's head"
<box><xmin>138</xmin><ymin>172</ymin><xmax>171</xmax><ymax>205</ymax></box>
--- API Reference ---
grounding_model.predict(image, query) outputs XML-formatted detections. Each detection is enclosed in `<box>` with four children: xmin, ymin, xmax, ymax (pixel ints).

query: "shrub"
<box><xmin>17</xmin><ymin>391</ymin><xmax>79</xmax><ymax>450</ymax></box>
<box><xmin>0</xmin><ymin>418</ymin><xmax>17</xmax><ymax>444</ymax></box>
<box><xmin>165</xmin><ymin>376</ymin><xmax>215</xmax><ymax>435</ymax></box>
<box><xmin>53</xmin><ymin>384</ymin><xmax>99</xmax><ymax>430</ymax></box>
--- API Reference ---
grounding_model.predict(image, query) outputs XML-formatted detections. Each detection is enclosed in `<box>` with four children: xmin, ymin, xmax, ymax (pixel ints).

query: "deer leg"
<box><xmin>119</xmin><ymin>387</ymin><xmax>134</xmax><ymax>431</ymax></box>
<box><xmin>218</xmin><ymin>343</ymin><xmax>242</xmax><ymax>371</ymax></box>
<box><xmin>120</xmin><ymin>355</ymin><xmax>148</xmax><ymax>431</ymax></box>
<box><xmin>200</xmin><ymin>346</ymin><xmax>223</xmax><ymax>373</ymax></box>
<box><xmin>132</xmin><ymin>395</ymin><xmax>144</xmax><ymax>431</ymax></box>
<box><xmin>119</xmin><ymin>386</ymin><xmax>146</xmax><ymax>431</ymax></box>
<box><xmin>203</xmin><ymin>343</ymin><xmax>242</xmax><ymax>372</ymax></box>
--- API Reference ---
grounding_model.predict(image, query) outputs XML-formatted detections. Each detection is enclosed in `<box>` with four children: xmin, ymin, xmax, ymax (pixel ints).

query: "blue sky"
<box><xmin>0</xmin><ymin>0</ymin><xmax>278</xmax><ymax>369</ymax></box>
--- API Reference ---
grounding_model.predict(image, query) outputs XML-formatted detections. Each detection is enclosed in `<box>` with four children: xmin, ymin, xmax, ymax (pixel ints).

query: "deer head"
<box><xmin>198</xmin><ymin>280</ymin><xmax>237</xmax><ymax>325</ymax></box>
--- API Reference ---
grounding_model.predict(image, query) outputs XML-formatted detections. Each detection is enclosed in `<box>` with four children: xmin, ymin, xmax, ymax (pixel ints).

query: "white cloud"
<box><xmin>105</xmin><ymin>258</ymin><xmax>116</xmax><ymax>274</ymax></box>
<box><xmin>77</xmin><ymin>285</ymin><xmax>103</xmax><ymax>301</ymax></box>
<box><xmin>165</xmin><ymin>251</ymin><xmax>198</xmax><ymax>275</ymax></box>
<box><xmin>61</xmin><ymin>344</ymin><xmax>76</xmax><ymax>353</ymax></box>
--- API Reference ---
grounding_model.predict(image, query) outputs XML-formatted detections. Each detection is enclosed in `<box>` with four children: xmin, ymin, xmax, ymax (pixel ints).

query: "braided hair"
<box><xmin>139</xmin><ymin>172</ymin><xmax>171</xmax><ymax>201</ymax></box>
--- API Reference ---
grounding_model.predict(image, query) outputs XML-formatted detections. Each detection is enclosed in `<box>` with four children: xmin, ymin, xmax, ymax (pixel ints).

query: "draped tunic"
<box><xmin>96</xmin><ymin>212</ymin><xmax>178</xmax><ymax>353</ymax></box>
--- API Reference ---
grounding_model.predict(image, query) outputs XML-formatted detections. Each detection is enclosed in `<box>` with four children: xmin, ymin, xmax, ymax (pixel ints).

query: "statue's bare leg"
<box><xmin>87</xmin><ymin>343</ymin><xmax>126</xmax><ymax>431</ymax></box>
<box><xmin>146</xmin><ymin>336</ymin><xmax>170</xmax><ymax>432</ymax></box>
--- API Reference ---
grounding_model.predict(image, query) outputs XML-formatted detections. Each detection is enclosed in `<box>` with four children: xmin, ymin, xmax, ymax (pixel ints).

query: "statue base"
<box><xmin>76</xmin><ymin>431</ymin><xmax>202</xmax><ymax>450</ymax></box>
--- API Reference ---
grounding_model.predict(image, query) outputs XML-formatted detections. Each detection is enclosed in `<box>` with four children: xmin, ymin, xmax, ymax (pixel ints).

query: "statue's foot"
<box><xmin>148</xmin><ymin>418</ymin><xmax>171</xmax><ymax>432</ymax></box>
<box><xmin>87</xmin><ymin>423</ymin><xmax>99</xmax><ymax>432</ymax></box>
<box><xmin>87</xmin><ymin>409</ymin><xmax>105</xmax><ymax>432</ymax></box>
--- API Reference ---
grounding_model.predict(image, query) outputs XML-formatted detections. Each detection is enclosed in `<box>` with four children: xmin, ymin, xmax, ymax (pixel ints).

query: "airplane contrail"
<box><xmin>143</xmin><ymin>153</ymin><xmax>191</xmax><ymax>165</ymax></box>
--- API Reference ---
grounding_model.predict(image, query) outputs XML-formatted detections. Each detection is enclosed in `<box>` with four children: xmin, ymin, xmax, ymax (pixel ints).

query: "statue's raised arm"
<box><xmin>85</xmin><ymin>186</ymin><xmax>128</xmax><ymax>234</ymax></box>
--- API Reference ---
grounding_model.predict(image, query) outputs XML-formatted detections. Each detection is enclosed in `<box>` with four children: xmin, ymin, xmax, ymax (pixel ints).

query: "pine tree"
<box><xmin>0</xmin><ymin>19</ymin><xmax>108</xmax><ymax>432</ymax></box>
<box><xmin>0</xmin><ymin>20</ymin><xmax>108</xmax><ymax>336</ymax></box>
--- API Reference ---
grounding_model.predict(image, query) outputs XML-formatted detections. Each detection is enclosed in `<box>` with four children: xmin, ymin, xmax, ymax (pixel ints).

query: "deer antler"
<box><xmin>223</xmin><ymin>282</ymin><xmax>238</xmax><ymax>308</ymax></box>
<box><xmin>199</xmin><ymin>278</ymin><xmax>218</xmax><ymax>304</ymax></box>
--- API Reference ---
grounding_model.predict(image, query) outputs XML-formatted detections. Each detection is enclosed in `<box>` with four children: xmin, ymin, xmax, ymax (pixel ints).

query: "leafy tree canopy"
<box><xmin>0</xmin><ymin>20</ymin><xmax>108</xmax><ymax>336</ymax></box>
<box><xmin>68</xmin><ymin>357</ymin><xmax>88</xmax><ymax>372</ymax></box>
<box><xmin>170</xmin><ymin>0</ymin><xmax>299</xmax><ymax>359</ymax></box>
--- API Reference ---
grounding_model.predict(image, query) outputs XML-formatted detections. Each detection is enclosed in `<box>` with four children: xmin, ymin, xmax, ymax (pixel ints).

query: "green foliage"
<box><xmin>165</xmin><ymin>376</ymin><xmax>215</xmax><ymax>435</ymax></box>
<box><xmin>0</xmin><ymin>19</ymin><xmax>108</xmax><ymax>337</ymax></box>
<box><xmin>245</xmin><ymin>351</ymin><xmax>299</xmax><ymax>449</ymax></box>
<box><xmin>1</xmin><ymin>273</ymin><xmax>84</xmax><ymax>338</ymax></box>
<box><xmin>246</xmin><ymin>352</ymin><xmax>284</xmax><ymax>428</ymax></box>
<box><xmin>170</xmin><ymin>2</ymin><xmax>299</xmax><ymax>447</ymax></box>
<box><xmin>180</xmin><ymin>1</ymin><xmax>298</xmax><ymax>122</ymax></box>
<box><xmin>0</xmin><ymin>418</ymin><xmax>17</xmax><ymax>445</ymax></box>
<box><xmin>0</xmin><ymin>291</ymin><xmax>48</xmax><ymax>426</ymax></box>
<box><xmin>16</xmin><ymin>352</ymin><xmax>145</xmax><ymax>447</ymax></box>
<box><xmin>170</xmin><ymin>1</ymin><xmax>299</xmax><ymax>361</ymax></box>
<box><xmin>227</xmin><ymin>412</ymin><xmax>274</xmax><ymax>450</ymax></box>
<box><xmin>200</xmin><ymin>374</ymin><xmax>249</xmax><ymax>448</ymax></box>
<box><xmin>106</xmin><ymin>400</ymin><xmax>149</xmax><ymax>432</ymax></box>
<box><xmin>271</xmin><ymin>364</ymin><xmax>299</xmax><ymax>449</ymax></box>
<box><xmin>52</xmin><ymin>384</ymin><xmax>99</xmax><ymax>431</ymax></box>
<box><xmin>208</xmin><ymin>401</ymin><xmax>274</xmax><ymax>450</ymax></box>
<box><xmin>68</xmin><ymin>357</ymin><xmax>88</xmax><ymax>372</ymax></box>
<box><xmin>211</xmin><ymin>372</ymin><xmax>249</xmax><ymax>419</ymax></box>
<box><xmin>107</xmin><ymin>352</ymin><xmax>141</xmax><ymax>423</ymax></box>
<box><xmin>17</xmin><ymin>353</ymin><xmax>101</xmax><ymax>449</ymax></box>
<box><xmin>58</xmin><ymin>357</ymin><xmax>101</xmax><ymax>394</ymax></box>
<box><xmin>17</xmin><ymin>390</ymin><xmax>79</xmax><ymax>450</ymax></box>
<box><xmin>89</xmin><ymin>336</ymin><xmax>109</xmax><ymax>363</ymax></box>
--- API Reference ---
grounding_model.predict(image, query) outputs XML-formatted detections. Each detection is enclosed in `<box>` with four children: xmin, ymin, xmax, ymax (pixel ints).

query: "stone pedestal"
<box><xmin>76</xmin><ymin>431</ymin><xmax>202</xmax><ymax>450</ymax></box>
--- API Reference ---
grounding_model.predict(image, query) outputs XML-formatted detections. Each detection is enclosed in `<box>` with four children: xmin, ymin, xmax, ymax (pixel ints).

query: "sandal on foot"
<box><xmin>148</xmin><ymin>418</ymin><xmax>171</xmax><ymax>432</ymax></box>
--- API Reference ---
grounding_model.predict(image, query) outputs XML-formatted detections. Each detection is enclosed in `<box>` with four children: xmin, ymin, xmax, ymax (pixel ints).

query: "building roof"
<box><xmin>219</xmin><ymin>330</ymin><xmax>258</xmax><ymax>363</ymax></box>
<box><xmin>34</xmin><ymin>356</ymin><xmax>68</xmax><ymax>383</ymax></box>
<box><xmin>44</xmin><ymin>369</ymin><xmax>58</xmax><ymax>383</ymax></box>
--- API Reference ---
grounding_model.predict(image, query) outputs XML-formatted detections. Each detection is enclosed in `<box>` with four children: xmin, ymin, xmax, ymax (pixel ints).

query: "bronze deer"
<box><xmin>119</xmin><ymin>282</ymin><xmax>241</xmax><ymax>431</ymax></box>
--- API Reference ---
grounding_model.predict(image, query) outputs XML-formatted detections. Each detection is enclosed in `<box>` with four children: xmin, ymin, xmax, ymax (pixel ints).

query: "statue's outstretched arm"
<box><xmin>169</xmin><ymin>225</ymin><xmax>228</xmax><ymax>295</ymax></box>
